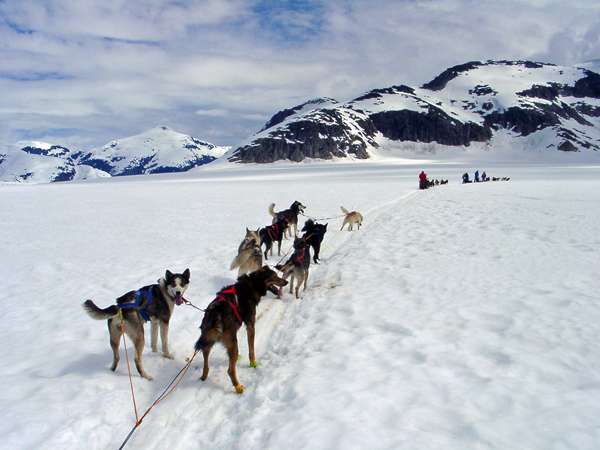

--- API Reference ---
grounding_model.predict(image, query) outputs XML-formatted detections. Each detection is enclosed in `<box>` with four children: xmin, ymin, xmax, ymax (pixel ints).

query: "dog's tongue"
<box><xmin>268</xmin><ymin>285</ymin><xmax>282</xmax><ymax>297</ymax></box>
<box><xmin>175</xmin><ymin>295</ymin><xmax>183</xmax><ymax>306</ymax></box>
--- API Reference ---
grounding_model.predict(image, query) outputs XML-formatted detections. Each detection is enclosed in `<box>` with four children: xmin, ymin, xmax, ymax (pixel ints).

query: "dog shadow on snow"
<box><xmin>56</xmin><ymin>352</ymin><xmax>121</xmax><ymax>377</ymax></box>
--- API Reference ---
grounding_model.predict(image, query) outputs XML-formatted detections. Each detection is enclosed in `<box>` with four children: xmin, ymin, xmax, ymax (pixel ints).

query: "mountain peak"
<box><xmin>1</xmin><ymin>127</ymin><xmax>229</xmax><ymax>183</ymax></box>
<box><xmin>229</xmin><ymin>60</ymin><xmax>600</xmax><ymax>164</ymax></box>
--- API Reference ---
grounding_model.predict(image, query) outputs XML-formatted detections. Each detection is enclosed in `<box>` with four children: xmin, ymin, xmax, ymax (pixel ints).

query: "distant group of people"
<box><xmin>419</xmin><ymin>169</ymin><xmax>506</xmax><ymax>189</ymax></box>
<box><xmin>462</xmin><ymin>170</ymin><xmax>489</xmax><ymax>184</ymax></box>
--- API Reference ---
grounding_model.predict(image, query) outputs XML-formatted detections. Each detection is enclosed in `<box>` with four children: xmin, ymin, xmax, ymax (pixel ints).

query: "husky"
<box><xmin>259</xmin><ymin>218</ymin><xmax>288</xmax><ymax>260</ymax></box>
<box><xmin>194</xmin><ymin>266</ymin><xmax>287</xmax><ymax>394</ymax></box>
<box><xmin>340</xmin><ymin>206</ymin><xmax>363</xmax><ymax>231</ymax></box>
<box><xmin>275</xmin><ymin>236</ymin><xmax>311</xmax><ymax>299</ymax></box>
<box><xmin>301</xmin><ymin>219</ymin><xmax>328</xmax><ymax>264</ymax></box>
<box><xmin>83</xmin><ymin>269</ymin><xmax>190</xmax><ymax>380</ymax></box>
<box><xmin>230</xmin><ymin>228</ymin><xmax>262</xmax><ymax>276</ymax></box>
<box><xmin>269</xmin><ymin>201</ymin><xmax>306</xmax><ymax>238</ymax></box>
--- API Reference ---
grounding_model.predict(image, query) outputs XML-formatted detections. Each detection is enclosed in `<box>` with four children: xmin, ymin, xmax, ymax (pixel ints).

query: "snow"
<box><xmin>1</xmin><ymin>156</ymin><xmax>600</xmax><ymax>450</ymax></box>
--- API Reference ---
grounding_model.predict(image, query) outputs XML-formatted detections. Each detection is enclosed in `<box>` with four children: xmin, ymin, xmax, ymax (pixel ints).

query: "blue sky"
<box><xmin>1</xmin><ymin>0</ymin><xmax>600</xmax><ymax>149</ymax></box>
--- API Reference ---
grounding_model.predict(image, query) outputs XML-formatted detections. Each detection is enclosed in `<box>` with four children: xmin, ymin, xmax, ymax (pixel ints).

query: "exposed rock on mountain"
<box><xmin>228</xmin><ymin>60</ymin><xmax>600</xmax><ymax>163</ymax></box>
<box><xmin>230</xmin><ymin>108</ymin><xmax>375</xmax><ymax>163</ymax></box>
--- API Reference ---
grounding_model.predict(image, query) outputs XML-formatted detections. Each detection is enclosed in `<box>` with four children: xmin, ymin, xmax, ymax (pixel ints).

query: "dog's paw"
<box><xmin>250</xmin><ymin>361</ymin><xmax>258</xmax><ymax>368</ymax></box>
<box><xmin>164</xmin><ymin>352</ymin><xmax>175</xmax><ymax>360</ymax></box>
<box><xmin>235</xmin><ymin>385</ymin><xmax>244</xmax><ymax>394</ymax></box>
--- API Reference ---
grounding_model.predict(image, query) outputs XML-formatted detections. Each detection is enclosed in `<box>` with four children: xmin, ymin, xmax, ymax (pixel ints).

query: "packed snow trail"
<box><xmin>1</xmin><ymin>161</ymin><xmax>599</xmax><ymax>449</ymax></box>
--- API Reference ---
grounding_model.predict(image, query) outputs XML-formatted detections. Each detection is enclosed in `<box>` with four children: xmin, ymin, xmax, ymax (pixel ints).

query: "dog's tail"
<box><xmin>341</xmin><ymin>206</ymin><xmax>349</xmax><ymax>215</ymax></box>
<box><xmin>269</xmin><ymin>203</ymin><xmax>277</xmax><ymax>218</ymax></box>
<box><xmin>230</xmin><ymin>250</ymin><xmax>251</xmax><ymax>270</ymax></box>
<box><xmin>194</xmin><ymin>326</ymin><xmax>219</xmax><ymax>353</ymax></box>
<box><xmin>83</xmin><ymin>300</ymin><xmax>118</xmax><ymax>320</ymax></box>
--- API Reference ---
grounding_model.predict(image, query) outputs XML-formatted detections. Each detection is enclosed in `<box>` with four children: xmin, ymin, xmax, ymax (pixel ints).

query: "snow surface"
<box><xmin>1</xmin><ymin>155</ymin><xmax>600</xmax><ymax>450</ymax></box>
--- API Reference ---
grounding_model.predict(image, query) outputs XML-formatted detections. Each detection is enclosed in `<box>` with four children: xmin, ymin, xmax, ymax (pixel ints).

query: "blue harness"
<box><xmin>118</xmin><ymin>289</ymin><xmax>152</xmax><ymax>322</ymax></box>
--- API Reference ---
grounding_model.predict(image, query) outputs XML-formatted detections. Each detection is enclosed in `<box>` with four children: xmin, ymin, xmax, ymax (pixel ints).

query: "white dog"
<box><xmin>340</xmin><ymin>206</ymin><xmax>363</xmax><ymax>231</ymax></box>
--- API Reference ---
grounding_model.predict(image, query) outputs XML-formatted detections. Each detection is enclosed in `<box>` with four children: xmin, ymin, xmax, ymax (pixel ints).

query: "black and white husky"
<box><xmin>83</xmin><ymin>269</ymin><xmax>190</xmax><ymax>380</ymax></box>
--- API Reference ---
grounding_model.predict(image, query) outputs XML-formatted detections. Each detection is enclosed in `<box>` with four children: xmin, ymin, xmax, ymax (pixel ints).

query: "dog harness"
<box><xmin>266</xmin><ymin>223</ymin><xmax>280</xmax><ymax>241</ymax></box>
<box><xmin>118</xmin><ymin>289</ymin><xmax>152</xmax><ymax>322</ymax></box>
<box><xmin>280</xmin><ymin>245</ymin><xmax>309</xmax><ymax>270</ymax></box>
<box><xmin>212</xmin><ymin>286</ymin><xmax>243</xmax><ymax>323</ymax></box>
<box><xmin>289</xmin><ymin>247</ymin><xmax>307</xmax><ymax>264</ymax></box>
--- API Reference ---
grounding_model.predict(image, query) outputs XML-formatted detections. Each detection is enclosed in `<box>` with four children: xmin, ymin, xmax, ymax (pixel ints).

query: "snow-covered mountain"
<box><xmin>0</xmin><ymin>141</ymin><xmax>109</xmax><ymax>183</ymax></box>
<box><xmin>228</xmin><ymin>60</ymin><xmax>600</xmax><ymax>163</ymax></box>
<box><xmin>0</xmin><ymin>127</ymin><xmax>229</xmax><ymax>183</ymax></box>
<box><xmin>258</xmin><ymin>97</ymin><xmax>339</xmax><ymax>132</ymax></box>
<box><xmin>78</xmin><ymin>126</ymin><xmax>229</xmax><ymax>177</ymax></box>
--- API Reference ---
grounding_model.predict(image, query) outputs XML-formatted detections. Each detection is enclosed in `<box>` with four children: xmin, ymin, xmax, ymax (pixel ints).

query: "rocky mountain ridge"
<box><xmin>227</xmin><ymin>60</ymin><xmax>600</xmax><ymax>163</ymax></box>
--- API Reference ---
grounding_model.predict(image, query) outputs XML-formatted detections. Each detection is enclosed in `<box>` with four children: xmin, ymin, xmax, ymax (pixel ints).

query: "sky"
<box><xmin>1</xmin><ymin>0</ymin><xmax>600</xmax><ymax>150</ymax></box>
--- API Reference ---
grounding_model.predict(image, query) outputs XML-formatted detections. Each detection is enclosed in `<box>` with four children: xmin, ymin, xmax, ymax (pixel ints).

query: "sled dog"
<box><xmin>301</xmin><ymin>219</ymin><xmax>328</xmax><ymax>264</ymax></box>
<box><xmin>276</xmin><ymin>237</ymin><xmax>311</xmax><ymax>299</ymax></box>
<box><xmin>194</xmin><ymin>267</ymin><xmax>287</xmax><ymax>394</ymax></box>
<box><xmin>259</xmin><ymin>218</ymin><xmax>288</xmax><ymax>260</ymax></box>
<box><xmin>340</xmin><ymin>206</ymin><xmax>363</xmax><ymax>231</ymax></box>
<box><xmin>230</xmin><ymin>228</ymin><xmax>262</xmax><ymax>276</ymax></box>
<box><xmin>269</xmin><ymin>201</ymin><xmax>306</xmax><ymax>238</ymax></box>
<box><xmin>83</xmin><ymin>269</ymin><xmax>190</xmax><ymax>380</ymax></box>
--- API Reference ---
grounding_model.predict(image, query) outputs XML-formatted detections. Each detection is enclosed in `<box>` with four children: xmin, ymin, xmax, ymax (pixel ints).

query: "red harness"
<box><xmin>266</xmin><ymin>223</ymin><xmax>280</xmax><ymax>240</ymax></box>
<box><xmin>290</xmin><ymin>247</ymin><xmax>307</xmax><ymax>264</ymax></box>
<box><xmin>212</xmin><ymin>285</ymin><xmax>243</xmax><ymax>323</ymax></box>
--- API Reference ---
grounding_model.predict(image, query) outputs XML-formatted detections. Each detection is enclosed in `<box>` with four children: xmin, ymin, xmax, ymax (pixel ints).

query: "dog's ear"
<box><xmin>183</xmin><ymin>268</ymin><xmax>190</xmax><ymax>280</ymax></box>
<box><xmin>165</xmin><ymin>270</ymin><xmax>173</xmax><ymax>280</ymax></box>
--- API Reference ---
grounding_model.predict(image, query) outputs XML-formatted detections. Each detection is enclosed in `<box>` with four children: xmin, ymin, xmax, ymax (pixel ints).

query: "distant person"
<box><xmin>462</xmin><ymin>172</ymin><xmax>470</xmax><ymax>184</ymax></box>
<box><xmin>474</xmin><ymin>170</ymin><xmax>480</xmax><ymax>182</ymax></box>
<box><xmin>482</xmin><ymin>171</ymin><xmax>487</xmax><ymax>182</ymax></box>
<box><xmin>419</xmin><ymin>171</ymin><xmax>427</xmax><ymax>190</ymax></box>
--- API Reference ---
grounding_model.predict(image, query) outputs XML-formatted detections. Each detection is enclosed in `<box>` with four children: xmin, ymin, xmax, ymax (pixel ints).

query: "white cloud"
<box><xmin>1</xmin><ymin>0</ymin><xmax>600</xmax><ymax>148</ymax></box>
<box><xmin>196</xmin><ymin>109</ymin><xmax>229</xmax><ymax>117</ymax></box>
